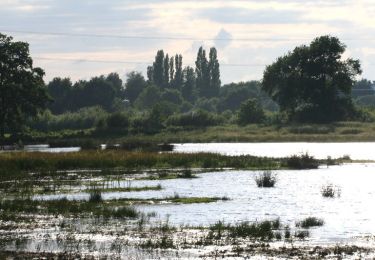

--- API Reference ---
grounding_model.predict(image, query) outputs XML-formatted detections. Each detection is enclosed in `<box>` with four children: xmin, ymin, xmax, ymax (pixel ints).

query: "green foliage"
<box><xmin>30</xmin><ymin>106</ymin><xmax>108</xmax><ymax>132</ymax></box>
<box><xmin>352</xmin><ymin>79</ymin><xmax>374</xmax><ymax>98</ymax></box>
<box><xmin>262</xmin><ymin>35</ymin><xmax>361</xmax><ymax>123</ymax></box>
<box><xmin>160</xmin><ymin>89</ymin><xmax>183</xmax><ymax>105</ymax></box>
<box><xmin>131</xmin><ymin>105</ymin><xmax>164</xmax><ymax>134</ymax></box>
<box><xmin>218</xmin><ymin>81</ymin><xmax>275</xmax><ymax>112</ymax></box>
<box><xmin>182</xmin><ymin>66</ymin><xmax>196</xmax><ymax>102</ymax></box>
<box><xmin>237</xmin><ymin>99</ymin><xmax>265</xmax><ymax>125</ymax></box>
<box><xmin>134</xmin><ymin>85</ymin><xmax>161</xmax><ymax>109</ymax></box>
<box><xmin>195</xmin><ymin>97</ymin><xmax>219</xmax><ymax>112</ymax></box>
<box><xmin>48</xmin><ymin>73</ymin><xmax>124</xmax><ymax>114</ymax></box>
<box><xmin>0</xmin><ymin>33</ymin><xmax>49</xmax><ymax>140</ymax></box>
<box><xmin>196</xmin><ymin>46</ymin><xmax>221</xmax><ymax>98</ymax></box>
<box><xmin>124</xmin><ymin>71</ymin><xmax>147</xmax><ymax>104</ymax></box>
<box><xmin>166</xmin><ymin>110</ymin><xmax>223</xmax><ymax>128</ymax></box>
<box><xmin>0</xmin><ymin>151</ymin><xmax>284</xmax><ymax>178</ymax></box>
<box><xmin>106</xmin><ymin>112</ymin><xmax>130</xmax><ymax>131</ymax></box>
<box><xmin>284</xmin><ymin>153</ymin><xmax>319</xmax><ymax>169</ymax></box>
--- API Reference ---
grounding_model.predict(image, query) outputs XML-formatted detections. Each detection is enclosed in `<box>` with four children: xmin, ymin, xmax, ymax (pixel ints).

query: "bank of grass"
<box><xmin>10</xmin><ymin>122</ymin><xmax>375</xmax><ymax>148</ymax></box>
<box><xmin>0</xmin><ymin>150</ymin><xmax>345</xmax><ymax>182</ymax></box>
<box><xmin>0</xmin><ymin>151</ymin><xmax>282</xmax><ymax>179</ymax></box>
<box><xmin>151</xmin><ymin>122</ymin><xmax>375</xmax><ymax>142</ymax></box>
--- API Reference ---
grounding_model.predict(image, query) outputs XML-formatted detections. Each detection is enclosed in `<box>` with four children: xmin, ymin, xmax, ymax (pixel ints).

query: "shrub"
<box><xmin>166</xmin><ymin>110</ymin><xmax>222</xmax><ymax>128</ymax></box>
<box><xmin>285</xmin><ymin>153</ymin><xmax>319</xmax><ymax>169</ymax></box>
<box><xmin>237</xmin><ymin>98</ymin><xmax>265</xmax><ymax>125</ymax></box>
<box><xmin>106</xmin><ymin>112</ymin><xmax>130</xmax><ymax>129</ymax></box>
<box><xmin>255</xmin><ymin>171</ymin><xmax>277</xmax><ymax>188</ymax></box>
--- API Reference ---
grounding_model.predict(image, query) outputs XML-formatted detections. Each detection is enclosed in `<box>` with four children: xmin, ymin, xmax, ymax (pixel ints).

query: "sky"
<box><xmin>1</xmin><ymin>0</ymin><xmax>375</xmax><ymax>84</ymax></box>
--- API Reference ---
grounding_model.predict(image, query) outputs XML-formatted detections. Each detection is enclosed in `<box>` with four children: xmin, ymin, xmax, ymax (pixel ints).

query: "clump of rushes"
<box><xmin>178</xmin><ymin>169</ymin><xmax>197</xmax><ymax>179</ymax></box>
<box><xmin>296</xmin><ymin>217</ymin><xmax>324</xmax><ymax>228</ymax></box>
<box><xmin>321</xmin><ymin>184</ymin><xmax>341</xmax><ymax>198</ymax></box>
<box><xmin>110</xmin><ymin>206</ymin><xmax>139</xmax><ymax>219</ymax></box>
<box><xmin>285</xmin><ymin>153</ymin><xmax>319</xmax><ymax>169</ymax></box>
<box><xmin>0</xmin><ymin>151</ymin><xmax>284</xmax><ymax>181</ymax></box>
<box><xmin>89</xmin><ymin>190</ymin><xmax>102</xmax><ymax>203</ymax></box>
<box><xmin>255</xmin><ymin>171</ymin><xmax>277</xmax><ymax>188</ymax></box>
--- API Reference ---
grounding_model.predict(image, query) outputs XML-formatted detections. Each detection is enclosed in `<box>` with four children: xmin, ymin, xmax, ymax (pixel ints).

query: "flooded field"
<box><xmin>1</xmin><ymin>148</ymin><xmax>375</xmax><ymax>258</ymax></box>
<box><xmin>34</xmin><ymin>163</ymin><xmax>375</xmax><ymax>244</ymax></box>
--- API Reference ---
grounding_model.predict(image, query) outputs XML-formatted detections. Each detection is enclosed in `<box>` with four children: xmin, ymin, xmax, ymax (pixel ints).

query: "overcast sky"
<box><xmin>1</xmin><ymin>0</ymin><xmax>375</xmax><ymax>84</ymax></box>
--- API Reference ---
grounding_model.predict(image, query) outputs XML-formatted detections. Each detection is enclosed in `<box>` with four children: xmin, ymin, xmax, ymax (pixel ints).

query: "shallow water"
<box><xmin>24</xmin><ymin>144</ymin><xmax>81</xmax><ymax>153</ymax></box>
<box><xmin>173</xmin><ymin>142</ymin><xmax>375</xmax><ymax>160</ymax></box>
<box><xmin>37</xmin><ymin>163</ymin><xmax>375</xmax><ymax>244</ymax></box>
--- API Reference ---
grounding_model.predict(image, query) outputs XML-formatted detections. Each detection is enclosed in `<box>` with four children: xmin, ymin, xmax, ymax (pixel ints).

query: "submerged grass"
<box><xmin>0</xmin><ymin>198</ymin><xmax>140</xmax><ymax>219</ymax></box>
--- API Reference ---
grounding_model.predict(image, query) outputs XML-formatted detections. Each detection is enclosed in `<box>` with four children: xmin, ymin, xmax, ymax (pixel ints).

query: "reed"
<box><xmin>0</xmin><ymin>151</ymin><xmax>283</xmax><ymax>180</ymax></box>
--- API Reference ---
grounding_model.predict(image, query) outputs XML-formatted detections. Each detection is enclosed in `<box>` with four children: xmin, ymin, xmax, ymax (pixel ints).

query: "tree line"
<box><xmin>2</xmin><ymin>32</ymin><xmax>375</xmax><ymax>141</ymax></box>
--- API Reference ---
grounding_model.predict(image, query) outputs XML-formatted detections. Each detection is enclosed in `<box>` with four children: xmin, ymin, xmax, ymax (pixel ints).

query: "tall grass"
<box><xmin>255</xmin><ymin>171</ymin><xmax>277</xmax><ymax>188</ymax></box>
<box><xmin>296</xmin><ymin>217</ymin><xmax>324</xmax><ymax>228</ymax></box>
<box><xmin>0</xmin><ymin>151</ymin><xmax>283</xmax><ymax>180</ymax></box>
<box><xmin>321</xmin><ymin>184</ymin><xmax>341</xmax><ymax>198</ymax></box>
<box><xmin>284</xmin><ymin>153</ymin><xmax>319</xmax><ymax>169</ymax></box>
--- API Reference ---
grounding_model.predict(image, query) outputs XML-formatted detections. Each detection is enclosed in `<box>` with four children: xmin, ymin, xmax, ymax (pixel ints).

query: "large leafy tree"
<box><xmin>262</xmin><ymin>36</ymin><xmax>361</xmax><ymax>122</ymax></box>
<box><xmin>0</xmin><ymin>33</ymin><xmax>49</xmax><ymax>140</ymax></box>
<box><xmin>124</xmin><ymin>71</ymin><xmax>147</xmax><ymax>104</ymax></box>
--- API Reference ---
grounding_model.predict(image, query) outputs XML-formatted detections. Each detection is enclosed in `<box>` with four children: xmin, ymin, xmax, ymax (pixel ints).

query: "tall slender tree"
<box><xmin>182</xmin><ymin>66</ymin><xmax>196</xmax><ymax>102</ymax></box>
<box><xmin>209</xmin><ymin>47</ymin><xmax>221</xmax><ymax>97</ymax></box>
<box><xmin>163</xmin><ymin>54</ymin><xmax>170</xmax><ymax>87</ymax></box>
<box><xmin>153</xmin><ymin>50</ymin><xmax>165</xmax><ymax>88</ymax></box>
<box><xmin>146</xmin><ymin>66</ymin><xmax>154</xmax><ymax>83</ymax></box>
<box><xmin>195</xmin><ymin>47</ymin><xmax>210</xmax><ymax>98</ymax></box>
<box><xmin>174</xmin><ymin>54</ymin><xmax>183</xmax><ymax>90</ymax></box>
<box><xmin>169</xmin><ymin>56</ymin><xmax>175</xmax><ymax>87</ymax></box>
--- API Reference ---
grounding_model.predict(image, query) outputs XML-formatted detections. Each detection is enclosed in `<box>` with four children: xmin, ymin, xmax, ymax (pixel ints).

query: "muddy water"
<box><xmin>36</xmin><ymin>163</ymin><xmax>375</xmax><ymax>245</ymax></box>
<box><xmin>173</xmin><ymin>142</ymin><xmax>375</xmax><ymax>160</ymax></box>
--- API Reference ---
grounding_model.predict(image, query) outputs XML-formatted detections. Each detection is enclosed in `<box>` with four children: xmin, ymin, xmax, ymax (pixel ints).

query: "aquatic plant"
<box><xmin>295</xmin><ymin>230</ymin><xmax>310</xmax><ymax>239</ymax></box>
<box><xmin>208</xmin><ymin>219</ymin><xmax>281</xmax><ymax>241</ymax></box>
<box><xmin>178</xmin><ymin>169</ymin><xmax>197</xmax><ymax>179</ymax></box>
<box><xmin>284</xmin><ymin>153</ymin><xmax>319</xmax><ymax>169</ymax></box>
<box><xmin>255</xmin><ymin>171</ymin><xmax>277</xmax><ymax>188</ymax></box>
<box><xmin>89</xmin><ymin>190</ymin><xmax>102</xmax><ymax>203</ymax></box>
<box><xmin>321</xmin><ymin>184</ymin><xmax>341</xmax><ymax>198</ymax></box>
<box><xmin>296</xmin><ymin>217</ymin><xmax>324</xmax><ymax>228</ymax></box>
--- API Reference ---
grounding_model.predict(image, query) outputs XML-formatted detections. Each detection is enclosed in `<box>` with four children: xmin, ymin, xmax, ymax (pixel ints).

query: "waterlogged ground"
<box><xmin>35</xmin><ymin>163</ymin><xmax>375</xmax><ymax>244</ymax></box>
<box><xmin>2</xmin><ymin>157</ymin><xmax>375</xmax><ymax>258</ymax></box>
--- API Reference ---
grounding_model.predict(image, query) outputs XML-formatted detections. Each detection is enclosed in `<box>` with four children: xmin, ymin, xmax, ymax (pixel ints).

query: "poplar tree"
<box><xmin>209</xmin><ymin>47</ymin><xmax>221</xmax><ymax>97</ymax></box>
<box><xmin>163</xmin><ymin>54</ymin><xmax>170</xmax><ymax>87</ymax></box>
<box><xmin>174</xmin><ymin>54</ymin><xmax>183</xmax><ymax>90</ymax></box>
<box><xmin>153</xmin><ymin>50</ymin><xmax>165</xmax><ymax>88</ymax></box>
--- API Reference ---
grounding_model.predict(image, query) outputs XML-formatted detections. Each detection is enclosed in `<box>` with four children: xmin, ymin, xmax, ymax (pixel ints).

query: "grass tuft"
<box><xmin>296</xmin><ymin>217</ymin><xmax>324</xmax><ymax>228</ymax></box>
<box><xmin>255</xmin><ymin>171</ymin><xmax>277</xmax><ymax>188</ymax></box>
<box><xmin>321</xmin><ymin>184</ymin><xmax>341</xmax><ymax>198</ymax></box>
